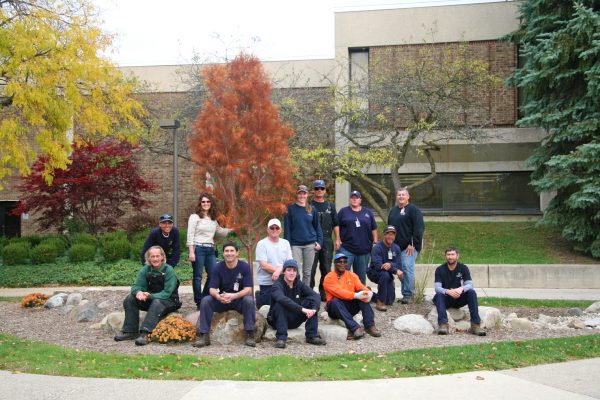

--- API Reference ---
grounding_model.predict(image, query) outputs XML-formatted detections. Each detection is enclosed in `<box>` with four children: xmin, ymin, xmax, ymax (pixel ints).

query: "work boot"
<box><xmin>134</xmin><ymin>332</ymin><xmax>149</xmax><ymax>346</ymax></box>
<box><xmin>306</xmin><ymin>336</ymin><xmax>327</xmax><ymax>346</ymax></box>
<box><xmin>192</xmin><ymin>333</ymin><xmax>210</xmax><ymax>348</ymax></box>
<box><xmin>375</xmin><ymin>300</ymin><xmax>387</xmax><ymax>312</ymax></box>
<box><xmin>438</xmin><ymin>323</ymin><xmax>449</xmax><ymax>335</ymax></box>
<box><xmin>245</xmin><ymin>331</ymin><xmax>256</xmax><ymax>347</ymax></box>
<box><xmin>274</xmin><ymin>339</ymin><xmax>286</xmax><ymax>349</ymax></box>
<box><xmin>365</xmin><ymin>325</ymin><xmax>382</xmax><ymax>337</ymax></box>
<box><xmin>400</xmin><ymin>297</ymin><xmax>414</xmax><ymax>304</ymax></box>
<box><xmin>469</xmin><ymin>323</ymin><xmax>487</xmax><ymax>336</ymax></box>
<box><xmin>347</xmin><ymin>326</ymin><xmax>365</xmax><ymax>340</ymax></box>
<box><xmin>114</xmin><ymin>332</ymin><xmax>138</xmax><ymax>342</ymax></box>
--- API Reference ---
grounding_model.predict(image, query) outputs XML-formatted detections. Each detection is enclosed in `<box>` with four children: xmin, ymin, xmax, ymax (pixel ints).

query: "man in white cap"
<box><xmin>254</xmin><ymin>218</ymin><xmax>293</xmax><ymax>308</ymax></box>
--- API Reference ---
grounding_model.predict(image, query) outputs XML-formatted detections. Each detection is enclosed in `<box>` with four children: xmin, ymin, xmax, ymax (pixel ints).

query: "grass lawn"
<box><xmin>0</xmin><ymin>332</ymin><xmax>598</xmax><ymax>381</ymax></box>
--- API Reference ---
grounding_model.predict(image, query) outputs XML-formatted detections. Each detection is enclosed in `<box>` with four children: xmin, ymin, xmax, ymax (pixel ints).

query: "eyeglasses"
<box><xmin>314</xmin><ymin>187</ymin><xmax>325</xmax><ymax>191</ymax></box>
<box><xmin>269</xmin><ymin>226</ymin><xmax>281</xmax><ymax>231</ymax></box>
<box><xmin>201</xmin><ymin>200</ymin><xmax>211</xmax><ymax>204</ymax></box>
<box><xmin>335</xmin><ymin>259</ymin><xmax>348</xmax><ymax>264</ymax></box>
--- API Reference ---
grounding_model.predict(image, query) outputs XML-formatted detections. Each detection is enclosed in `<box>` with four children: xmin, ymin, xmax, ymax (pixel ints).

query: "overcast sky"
<box><xmin>94</xmin><ymin>0</ymin><xmax>508</xmax><ymax>66</ymax></box>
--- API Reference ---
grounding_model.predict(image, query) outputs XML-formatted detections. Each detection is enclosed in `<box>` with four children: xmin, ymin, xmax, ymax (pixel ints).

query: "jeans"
<box><xmin>400</xmin><ymin>249</ymin><xmax>418</xmax><ymax>298</ymax></box>
<box><xmin>292</xmin><ymin>244</ymin><xmax>316</xmax><ymax>283</ymax></box>
<box><xmin>339</xmin><ymin>246</ymin><xmax>370</xmax><ymax>284</ymax></box>
<box><xmin>192</xmin><ymin>246</ymin><xmax>216</xmax><ymax>307</ymax></box>
<box><xmin>433</xmin><ymin>290</ymin><xmax>481</xmax><ymax>325</ymax></box>
<box><xmin>121</xmin><ymin>294</ymin><xmax>180</xmax><ymax>334</ymax></box>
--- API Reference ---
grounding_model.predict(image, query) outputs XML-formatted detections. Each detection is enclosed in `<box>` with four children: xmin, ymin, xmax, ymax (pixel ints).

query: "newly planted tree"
<box><xmin>189</xmin><ymin>53</ymin><xmax>295</xmax><ymax>261</ymax></box>
<box><xmin>13</xmin><ymin>140</ymin><xmax>157</xmax><ymax>234</ymax></box>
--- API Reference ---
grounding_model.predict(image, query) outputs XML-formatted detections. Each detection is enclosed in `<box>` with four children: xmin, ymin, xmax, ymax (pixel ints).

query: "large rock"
<box><xmin>393</xmin><ymin>314</ymin><xmax>434</xmax><ymax>335</ymax></box>
<box><xmin>70</xmin><ymin>301</ymin><xmax>99</xmax><ymax>322</ymax></box>
<box><xmin>57</xmin><ymin>305</ymin><xmax>75</xmax><ymax>316</ymax></box>
<box><xmin>478</xmin><ymin>306</ymin><xmax>502</xmax><ymax>330</ymax></box>
<box><xmin>585</xmin><ymin>301</ymin><xmax>600</xmax><ymax>313</ymax></box>
<box><xmin>201</xmin><ymin>310</ymin><xmax>267</xmax><ymax>345</ymax></box>
<box><xmin>263</xmin><ymin>323</ymin><xmax>307</xmax><ymax>342</ymax></box>
<box><xmin>455</xmin><ymin>320</ymin><xmax>472</xmax><ymax>332</ymax></box>
<box><xmin>318</xmin><ymin>325</ymin><xmax>349</xmax><ymax>342</ymax></box>
<box><xmin>584</xmin><ymin>317</ymin><xmax>600</xmax><ymax>328</ymax></box>
<box><xmin>568</xmin><ymin>318</ymin><xmax>586</xmax><ymax>329</ymax></box>
<box><xmin>508</xmin><ymin>317</ymin><xmax>533</xmax><ymax>331</ymax></box>
<box><xmin>66</xmin><ymin>292</ymin><xmax>83</xmax><ymax>306</ymax></box>
<box><xmin>565</xmin><ymin>308</ymin><xmax>583</xmax><ymax>317</ymax></box>
<box><xmin>45</xmin><ymin>293</ymin><xmax>68</xmax><ymax>309</ymax></box>
<box><xmin>448</xmin><ymin>308</ymin><xmax>466</xmax><ymax>321</ymax></box>
<box><xmin>427</xmin><ymin>308</ymin><xmax>455</xmax><ymax>331</ymax></box>
<box><xmin>258</xmin><ymin>305</ymin><xmax>270</xmax><ymax>319</ymax></box>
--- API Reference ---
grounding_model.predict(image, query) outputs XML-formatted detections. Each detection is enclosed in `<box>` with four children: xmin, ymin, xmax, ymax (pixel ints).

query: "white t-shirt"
<box><xmin>255</xmin><ymin>237</ymin><xmax>292</xmax><ymax>286</ymax></box>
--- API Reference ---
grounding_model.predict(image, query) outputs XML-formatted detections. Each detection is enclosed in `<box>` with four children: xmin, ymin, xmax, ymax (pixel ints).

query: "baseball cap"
<box><xmin>350</xmin><ymin>190</ymin><xmax>361</xmax><ymax>198</ymax></box>
<box><xmin>282</xmin><ymin>259</ymin><xmax>299</xmax><ymax>270</ymax></box>
<box><xmin>313</xmin><ymin>179</ymin><xmax>326</xmax><ymax>189</ymax></box>
<box><xmin>297</xmin><ymin>185</ymin><xmax>308</xmax><ymax>193</ymax></box>
<box><xmin>333</xmin><ymin>253</ymin><xmax>349</xmax><ymax>261</ymax></box>
<box><xmin>384</xmin><ymin>225</ymin><xmax>397</xmax><ymax>234</ymax></box>
<box><xmin>267</xmin><ymin>218</ymin><xmax>281</xmax><ymax>228</ymax></box>
<box><xmin>159</xmin><ymin>214</ymin><xmax>174</xmax><ymax>223</ymax></box>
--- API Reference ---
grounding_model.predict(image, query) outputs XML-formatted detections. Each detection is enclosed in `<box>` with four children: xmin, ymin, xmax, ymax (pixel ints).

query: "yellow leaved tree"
<box><xmin>0</xmin><ymin>0</ymin><xmax>146</xmax><ymax>187</ymax></box>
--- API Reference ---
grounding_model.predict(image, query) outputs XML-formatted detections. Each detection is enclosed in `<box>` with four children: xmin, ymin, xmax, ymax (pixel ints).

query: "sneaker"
<box><xmin>192</xmin><ymin>333</ymin><xmax>210</xmax><ymax>348</ymax></box>
<box><xmin>134</xmin><ymin>332</ymin><xmax>149</xmax><ymax>346</ymax></box>
<box><xmin>438</xmin><ymin>323</ymin><xmax>449</xmax><ymax>335</ymax></box>
<box><xmin>245</xmin><ymin>331</ymin><xmax>256</xmax><ymax>347</ymax></box>
<box><xmin>365</xmin><ymin>325</ymin><xmax>382</xmax><ymax>337</ymax></box>
<box><xmin>274</xmin><ymin>339</ymin><xmax>286</xmax><ymax>349</ymax></box>
<box><xmin>347</xmin><ymin>326</ymin><xmax>365</xmax><ymax>340</ymax></box>
<box><xmin>306</xmin><ymin>336</ymin><xmax>327</xmax><ymax>346</ymax></box>
<box><xmin>375</xmin><ymin>300</ymin><xmax>387</xmax><ymax>312</ymax></box>
<box><xmin>114</xmin><ymin>332</ymin><xmax>138</xmax><ymax>341</ymax></box>
<box><xmin>469</xmin><ymin>323</ymin><xmax>486</xmax><ymax>337</ymax></box>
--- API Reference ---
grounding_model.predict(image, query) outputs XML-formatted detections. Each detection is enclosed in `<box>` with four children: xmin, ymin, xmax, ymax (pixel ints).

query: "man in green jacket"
<box><xmin>114</xmin><ymin>245</ymin><xmax>181</xmax><ymax>346</ymax></box>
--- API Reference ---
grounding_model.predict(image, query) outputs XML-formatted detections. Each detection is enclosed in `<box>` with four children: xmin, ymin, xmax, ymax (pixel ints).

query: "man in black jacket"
<box><xmin>267</xmin><ymin>259</ymin><xmax>327</xmax><ymax>349</ymax></box>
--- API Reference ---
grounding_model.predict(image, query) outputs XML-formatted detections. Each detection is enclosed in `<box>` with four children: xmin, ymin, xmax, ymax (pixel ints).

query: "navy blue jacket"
<box><xmin>140</xmin><ymin>227</ymin><xmax>181</xmax><ymax>267</ymax></box>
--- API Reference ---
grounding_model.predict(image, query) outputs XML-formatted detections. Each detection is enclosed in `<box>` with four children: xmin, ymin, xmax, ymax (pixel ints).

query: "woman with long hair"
<box><xmin>186</xmin><ymin>192</ymin><xmax>232</xmax><ymax>309</ymax></box>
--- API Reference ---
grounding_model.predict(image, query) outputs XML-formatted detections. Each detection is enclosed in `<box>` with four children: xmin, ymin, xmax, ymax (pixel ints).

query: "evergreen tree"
<box><xmin>507</xmin><ymin>0</ymin><xmax>600</xmax><ymax>257</ymax></box>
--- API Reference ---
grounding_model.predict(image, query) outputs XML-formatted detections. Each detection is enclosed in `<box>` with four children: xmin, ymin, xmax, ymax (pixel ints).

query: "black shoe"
<box><xmin>114</xmin><ymin>332</ymin><xmax>138</xmax><ymax>341</ymax></box>
<box><xmin>245</xmin><ymin>331</ymin><xmax>256</xmax><ymax>347</ymax></box>
<box><xmin>274</xmin><ymin>339</ymin><xmax>286</xmax><ymax>349</ymax></box>
<box><xmin>438</xmin><ymin>323</ymin><xmax>449</xmax><ymax>335</ymax></box>
<box><xmin>135</xmin><ymin>332</ymin><xmax>149</xmax><ymax>346</ymax></box>
<box><xmin>306</xmin><ymin>336</ymin><xmax>326</xmax><ymax>346</ymax></box>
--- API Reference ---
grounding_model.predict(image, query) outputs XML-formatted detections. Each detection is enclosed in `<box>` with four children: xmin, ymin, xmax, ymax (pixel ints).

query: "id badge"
<box><xmin>233</xmin><ymin>282</ymin><xmax>239</xmax><ymax>292</ymax></box>
<box><xmin>355</xmin><ymin>218</ymin><xmax>361</xmax><ymax>228</ymax></box>
<box><xmin>388</xmin><ymin>250</ymin><xmax>393</xmax><ymax>260</ymax></box>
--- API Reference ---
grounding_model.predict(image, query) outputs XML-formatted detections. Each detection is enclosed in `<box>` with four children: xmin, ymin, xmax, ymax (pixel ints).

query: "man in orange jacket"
<box><xmin>323</xmin><ymin>253</ymin><xmax>382</xmax><ymax>339</ymax></box>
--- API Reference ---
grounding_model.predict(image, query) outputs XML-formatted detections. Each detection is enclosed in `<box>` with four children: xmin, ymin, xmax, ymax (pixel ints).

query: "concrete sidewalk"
<box><xmin>2</xmin><ymin>285</ymin><xmax>600</xmax><ymax>300</ymax></box>
<box><xmin>2</xmin><ymin>358</ymin><xmax>599</xmax><ymax>400</ymax></box>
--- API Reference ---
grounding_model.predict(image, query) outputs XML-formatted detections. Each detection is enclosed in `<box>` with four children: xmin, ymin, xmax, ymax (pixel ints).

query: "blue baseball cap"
<box><xmin>333</xmin><ymin>253</ymin><xmax>348</xmax><ymax>261</ymax></box>
<box><xmin>283</xmin><ymin>259</ymin><xmax>299</xmax><ymax>270</ymax></box>
<box><xmin>159</xmin><ymin>214</ymin><xmax>174</xmax><ymax>223</ymax></box>
<box><xmin>313</xmin><ymin>179</ymin><xmax>326</xmax><ymax>189</ymax></box>
<box><xmin>350</xmin><ymin>190</ymin><xmax>361</xmax><ymax>198</ymax></box>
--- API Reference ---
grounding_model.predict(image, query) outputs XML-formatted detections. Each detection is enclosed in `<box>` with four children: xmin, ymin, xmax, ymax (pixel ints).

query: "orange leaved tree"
<box><xmin>189</xmin><ymin>53</ymin><xmax>295</xmax><ymax>262</ymax></box>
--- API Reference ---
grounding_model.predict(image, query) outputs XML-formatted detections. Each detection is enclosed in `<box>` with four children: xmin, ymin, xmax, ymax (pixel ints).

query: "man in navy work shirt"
<box><xmin>433</xmin><ymin>246</ymin><xmax>486</xmax><ymax>336</ymax></box>
<box><xmin>193</xmin><ymin>241</ymin><xmax>257</xmax><ymax>348</ymax></box>
<box><xmin>140</xmin><ymin>213</ymin><xmax>181</xmax><ymax>268</ymax></box>
<box><xmin>367</xmin><ymin>225</ymin><xmax>403</xmax><ymax>311</ymax></box>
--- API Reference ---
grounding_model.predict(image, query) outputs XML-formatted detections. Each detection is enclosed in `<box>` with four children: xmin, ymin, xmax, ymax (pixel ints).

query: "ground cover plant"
<box><xmin>0</xmin><ymin>332</ymin><xmax>598</xmax><ymax>381</ymax></box>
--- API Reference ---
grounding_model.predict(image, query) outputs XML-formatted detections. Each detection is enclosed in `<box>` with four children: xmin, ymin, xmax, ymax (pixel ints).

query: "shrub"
<box><xmin>149</xmin><ymin>314</ymin><xmax>196</xmax><ymax>344</ymax></box>
<box><xmin>100</xmin><ymin>230</ymin><xmax>128</xmax><ymax>246</ymax></box>
<box><xmin>0</xmin><ymin>235</ymin><xmax>9</xmax><ymax>249</ymax></box>
<box><xmin>2</xmin><ymin>242</ymin><xmax>30</xmax><ymax>265</ymax></box>
<box><xmin>122</xmin><ymin>212</ymin><xmax>155</xmax><ymax>236</ymax></box>
<box><xmin>69</xmin><ymin>233</ymin><xmax>98</xmax><ymax>247</ymax></box>
<box><xmin>31</xmin><ymin>243</ymin><xmax>58</xmax><ymax>264</ymax></box>
<box><xmin>102</xmin><ymin>238</ymin><xmax>131</xmax><ymax>262</ymax></box>
<box><xmin>39</xmin><ymin>236</ymin><xmax>67</xmax><ymax>256</ymax></box>
<box><xmin>68</xmin><ymin>243</ymin><xmax>96</xmax><ymax>262</ymax></box>
<box><xmin>21</xmin><ymin>292</ymin><xmax>49</xmax><ymax>308</ymax></box>
<box><xmin>131</xmin><ymin>237</ymin><xmax>146</xmax><ymax>261</ymax></box>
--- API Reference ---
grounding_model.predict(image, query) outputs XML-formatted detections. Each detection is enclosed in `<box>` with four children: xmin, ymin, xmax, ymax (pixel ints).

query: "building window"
<box><xmin>357</xmin><ymin>172</ymin><xmax>540</xmax><ymax>215</ymax></box>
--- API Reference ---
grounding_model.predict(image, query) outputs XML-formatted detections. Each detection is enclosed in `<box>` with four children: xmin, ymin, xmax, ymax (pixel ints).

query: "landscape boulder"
<box><xmin>393</xmin><ymin>314</ymin><xmax>434</xmax><ymax>335</ymax></box>
<box><xmin>45</xmin><ymin>293</ymin><xmax>68</xmax><ymax>309</ymax></box>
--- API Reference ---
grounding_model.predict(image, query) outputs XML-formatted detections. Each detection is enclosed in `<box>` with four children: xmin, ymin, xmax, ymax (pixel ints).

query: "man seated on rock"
<box><xmin>114</xmin><ymin>245</ymin><xmax>181</xmax><ymax>346</ymax></box>
<box><xmin>255</xmin><ymin>218</ymin><xmax>292</xmax><ymax>309</ymax></box>
<box><xmin>193</xmin><ymin>241</ymin><xmax>257</xmax><ymax>348</ymax></box>
<box><xmin>434</xmin><ymin>246</ymin><xmax>486</xmax><ymax>336</ymax></box>
<box><xmin>367</xmin><ymin>225</ymin><xmax>403</xmax><ymax>311</ymax></box>
<box><xmin>267</xmin><ymin>259</ymin><xmax>326</xmax><ymax>349</ymax></box>
<box><xmin>323</xmin><ymin>253</ymin><xmax>382</xmax><ymax>340</ymax></box>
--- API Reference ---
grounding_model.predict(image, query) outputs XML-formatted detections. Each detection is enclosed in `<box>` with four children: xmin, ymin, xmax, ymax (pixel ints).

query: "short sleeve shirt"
<box><xmin>209</xmin><ymin>260</ymin><xmax>253</xmax><ymax>292</ymax></box>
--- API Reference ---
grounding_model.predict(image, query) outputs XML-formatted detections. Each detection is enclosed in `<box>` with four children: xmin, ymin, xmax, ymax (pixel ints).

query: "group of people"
<box><xmin>117</xmin><ymin>183</ymin><xmax>486</xmax><ymax>348</ymax></box>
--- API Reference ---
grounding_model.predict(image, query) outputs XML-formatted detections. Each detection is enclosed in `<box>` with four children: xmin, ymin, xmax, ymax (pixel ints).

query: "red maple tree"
<box><xmin>13</xmin><ymin>140</ymin><xmax>157</xmax><ymax>234</ymax></box>
<box><xmin>189</xmin><ymin>53</ymin><xmax>296</xmax><ymax>261</ymax></box>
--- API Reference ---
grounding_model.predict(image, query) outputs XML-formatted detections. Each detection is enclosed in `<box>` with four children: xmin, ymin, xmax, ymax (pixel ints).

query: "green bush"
<box><xmin>100</xmin><ymin>230</ymin><xmax>128</xmax><ymax>246</ymax></box>
<box><xmin>39</xmin><ymin>236</ymin><xmax>67</xmax><ymax>256</ymax></box>
<box><xmin>69</xmin><ymin>233</ymin><xmax>98</xmax><ymax>247</ymax></box>
<box><xmin>31</xmin><ymin>243</ymin><xmax>58</xmax><ymax>264</ymax></box>
<box><xmin>2</xmin><ymin>242</ymin><xmax>30</xmax><ymax>265</ymax></box>
<box><xmin>68</xmin><ymin>243</ymin><xmax>96</xmax><ymax>262</ymax></box>
<box><xmin>102</xmin><ymin>238</ymin><xmax>131</xmax><ymax>262</ymax></box>
<box><xmin>0</xmin><ymin>235</ymin><xmax>9</xmax><ymax>249</ymax></box>
<box><xmin>131</xmin><ymin>237</ymin><xmax>146</xmax><ymax>261</ymax></box>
